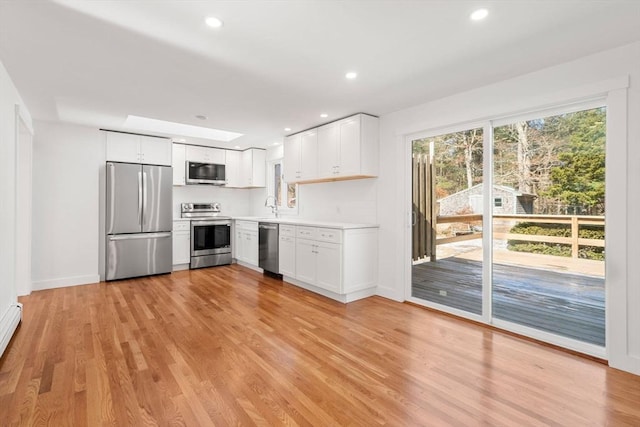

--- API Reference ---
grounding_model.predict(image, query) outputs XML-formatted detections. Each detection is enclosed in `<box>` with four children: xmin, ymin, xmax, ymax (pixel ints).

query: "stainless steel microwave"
<box><xmin>186</xmin><ymin>161</ymin><xmax>226</xmax><ymax>185</ymax></box>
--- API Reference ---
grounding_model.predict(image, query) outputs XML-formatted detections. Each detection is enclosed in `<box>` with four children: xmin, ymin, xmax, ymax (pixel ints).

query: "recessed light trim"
<box><xmin>470</xmin><ymin>8</ymin><xmax>488</xmax><ymax>21</ymax></box>
<box><xmin>345</xmin><ymin>72</ymin><xmax>358</xmax><ymax>79</ymax></box>
<box><xmin>205</xmin><ymin>16</ymin><xmax>223</xmax><ymax>28</ymax></box>
<box><xmin>284</xmin><ymin>127</ymin><xmax>291</xmax><ymax>132</ymax></box>
<box><xmin>124</xmin><ymin>115</ymin><xmax>243</xmax><ymax>142</ymax></box>
<box><xmin>320</xmin><ymin>113</ymin><xmax>328</xmax><ymax>118</ymax></box>
<box><xmin>234</xmin><ymin>145</ymin><xmax>241</xmax><ymax>149</ymax></box>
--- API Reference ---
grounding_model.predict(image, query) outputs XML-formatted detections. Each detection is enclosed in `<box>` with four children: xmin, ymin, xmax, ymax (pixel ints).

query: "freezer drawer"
<box><xmin>106</xmin><ymin>232</ymin><xmax>172</xmax><ymax>280</ymax></box>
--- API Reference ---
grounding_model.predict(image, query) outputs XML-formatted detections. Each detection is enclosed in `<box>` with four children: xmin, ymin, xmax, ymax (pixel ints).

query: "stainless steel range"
<box><xmin>182</xmin><ymin>202</ymin><xmax>232</xmax><ymax>269</ymax></box>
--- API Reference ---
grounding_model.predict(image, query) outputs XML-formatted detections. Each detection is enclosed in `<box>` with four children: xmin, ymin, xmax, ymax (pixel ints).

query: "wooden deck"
<box><xmin>412</xmin><ymin>257</ymin><xmax>605</xmax><ymax>346</ymax></box>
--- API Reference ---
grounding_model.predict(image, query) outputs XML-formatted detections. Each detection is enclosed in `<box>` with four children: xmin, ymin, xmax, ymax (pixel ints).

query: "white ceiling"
<box><xmin>1</xmin><ymin>0</ymin><xmax>639</xmax><ymax>148</ymax></box>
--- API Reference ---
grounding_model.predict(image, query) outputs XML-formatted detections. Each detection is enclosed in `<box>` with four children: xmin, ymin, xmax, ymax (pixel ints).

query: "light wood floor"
<box><xmin>2</xmin><ymin>265</ymin><xmax>640</xmax><ymax>426</ymax></box>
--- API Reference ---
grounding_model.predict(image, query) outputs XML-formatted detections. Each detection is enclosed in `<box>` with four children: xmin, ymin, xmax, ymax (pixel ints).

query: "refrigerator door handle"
<box><xmin>108</xmin><ymin>232</ymin><xmax>172</xmax><ymax>241</ymax></box>
<box><xmin>137</xmin><ymin>171</ymin><xmax>143</xmax><ymax>226</ymax></box>
<box><xmin>142</xmin><ymin>171</ymin><xmax>148</xmax><ymax>227</ymax></box>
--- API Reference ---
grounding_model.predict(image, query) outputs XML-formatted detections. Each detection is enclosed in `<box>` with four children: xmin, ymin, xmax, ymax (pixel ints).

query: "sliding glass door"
<box><xmin>411</xmin><ymin>127</ymin><xmax>484</xmax><ymax>316</ymax></box>
<box><xmin>491</xmin><ymin>107</ymin><xmax>606</xmax><ymax>347</ymax></box>
<box><xmin>410</xmin><ymin>104</ymin><xmax>606</xmax><ymax>352</ymax></box>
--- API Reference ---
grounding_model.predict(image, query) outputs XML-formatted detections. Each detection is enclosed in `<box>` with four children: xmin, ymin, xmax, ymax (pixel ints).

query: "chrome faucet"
<box><xmin>265</xmin><ymin>195</ymin><xmax>278</xmax><ymax>218</ymax></box>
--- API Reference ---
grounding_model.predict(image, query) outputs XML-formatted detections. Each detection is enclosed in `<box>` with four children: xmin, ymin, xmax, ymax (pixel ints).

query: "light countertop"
<box><xmin>232</xmin><ymin>216</ymin><xmax>379</xmax><ymax>230</ymax></box>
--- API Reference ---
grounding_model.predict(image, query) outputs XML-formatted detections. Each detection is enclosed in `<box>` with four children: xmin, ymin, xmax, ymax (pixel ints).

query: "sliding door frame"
<box><xmin>404</xmin><ymin>120</ymin><xmax>489</xmax><ymax>325</ymax></box>
<box><xmin>405</xmin><ymin>99</ymin><xmax>609</xmax><ymax>359</ymax></box>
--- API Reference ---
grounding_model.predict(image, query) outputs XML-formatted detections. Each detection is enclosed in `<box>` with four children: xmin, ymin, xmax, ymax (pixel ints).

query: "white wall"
<box><xmin>377</xmin><ymin>41</ymin><xmax>640</xmax><ymax>375</ymax></box>
<box><xmin>0</xmin><ymin>60</ymin><xmax>32</xmax><ymax>355</ymax></box>
<box><xmin>296</xmin><ymin>180</ymin><xmax>378</xmax><ymax>224</ymax></box>
<box><xmin>31</xmin><ymin>121</ymin><xmax>102</xmax><ymax>290</ymax></box>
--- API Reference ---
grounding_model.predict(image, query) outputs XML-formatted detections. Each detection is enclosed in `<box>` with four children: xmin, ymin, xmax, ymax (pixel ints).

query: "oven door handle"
<box><xmin>191</xmin><ymin>220</ymin><xmax>232</xmax><ymax>226</ymax></box>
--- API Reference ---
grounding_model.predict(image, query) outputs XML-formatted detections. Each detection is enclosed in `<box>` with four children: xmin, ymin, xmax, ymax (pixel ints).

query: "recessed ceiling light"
<box><xmin>345</xmin><ymin>72</ymin><xmax>358</xmax><ymax>79</ymax></box>
<box><xmin>205</xmin><ymin>16</ymin><xmax>223</xmax><ymax>28</ymax></box>
<box><xmin>195</xmin><ymin>114</ymin><xmax>207</xmax><ymax>120</ymax></box>
<box><xmin>272</xmin><ymin>142</ymin><xmax>280</xmax><ymax>146</ymax></box>
<box><xmin>320</xmin><ymin>113</ymin><xmax>328</xmax><ymax>118</ymax></box>
<box><xmin>234</xmin><ymin>145</ymin><xmax>241</xmax><ymax>149</ymax></box>
<box><xmin>284</xmin><ymin>127</ymin><xmax>291</xmax><ymax>132</ymax></box>
<box><xmin>124</xmin><ymin>115</ymin><xmax>243</xmax><ymax>142</ymax></box>
<box><xmin>470</xmin><ymin>8</ymin><xmax>488</xmax><ymax>21</ymax></box>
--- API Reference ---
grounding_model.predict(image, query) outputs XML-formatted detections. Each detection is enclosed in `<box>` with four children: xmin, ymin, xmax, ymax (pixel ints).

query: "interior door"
<box><xmin>142</xmin><ymin>165</ymin><xmax>172</xmax><ymax>233</ymax></box>
<box><xmin>106</xmin><ymin>162</ymin><xmax>142</xmax><ymax>234</ymax></box>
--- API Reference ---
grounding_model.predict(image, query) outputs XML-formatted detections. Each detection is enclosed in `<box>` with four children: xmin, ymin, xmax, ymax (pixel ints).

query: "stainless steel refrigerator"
<box><xmin>106</xmin><ymin>162</ymin><xmax>173</xmax><ymax>281</ymax></box>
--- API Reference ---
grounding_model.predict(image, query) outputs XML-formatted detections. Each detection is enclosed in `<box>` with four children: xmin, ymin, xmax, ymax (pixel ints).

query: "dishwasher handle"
<box><xmin>259</xmin><ymin>224</ymin><xmax>278</xmax><ymax>230</ymax></box>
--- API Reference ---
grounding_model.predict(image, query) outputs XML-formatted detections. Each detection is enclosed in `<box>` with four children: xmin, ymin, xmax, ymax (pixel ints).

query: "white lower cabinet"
<box><xmin>173</xmin><ymin>221</ymin><xmax>191</xmax><ymax>267</ymax></box>
<box><xmin>296</xmin><ymin>239</ymin><xmax>341</xmax><ymax>293</ymax></box>
<box><xmin>278</xmin><ymin>234</ymin><xmax>296</xmax><ymax>277</ymax></box>
<box><xmin>235</xmin><ymin>221</ymin><xmax>258</xmax><ymax>267</ymax></box>
<box><xmin>295</xmin><ymin>239</ymin><xmax>317</xmax><ymax>284</ymax></box>
<box><xmin>315</xmin><ymin>241</ymin><xmax>342</xmax><ymax>293</ymax></box>
<box><xmin>282</xmin><ymin>225</ymin><xmax>378</xmax><ymax>302</ymax></box>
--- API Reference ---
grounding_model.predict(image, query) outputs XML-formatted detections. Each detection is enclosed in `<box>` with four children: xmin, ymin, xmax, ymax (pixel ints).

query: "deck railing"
<box><xmin>435</xmin><ymin>214</ymin><xmax>605</xmax><ymax>259</ymax></box>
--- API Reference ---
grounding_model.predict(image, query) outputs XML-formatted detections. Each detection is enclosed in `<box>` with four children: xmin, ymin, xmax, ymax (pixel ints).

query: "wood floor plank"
<box><xmin>1</xmin><ymin>264</ymin><xmax>640</xmax><ymax>426</ymax></box>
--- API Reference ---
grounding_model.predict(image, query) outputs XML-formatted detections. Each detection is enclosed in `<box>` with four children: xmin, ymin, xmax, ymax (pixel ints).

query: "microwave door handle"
<box><xmin>137</xmin><ymin>171</ymin><xmax>143</xmax><ymax>227</ymax></box>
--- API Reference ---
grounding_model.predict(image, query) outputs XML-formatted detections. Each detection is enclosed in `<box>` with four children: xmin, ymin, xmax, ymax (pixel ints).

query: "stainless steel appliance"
<box><xmin>259</xmin><ymin>222</ymin><xmax>279</xmax><ymax>275</ymax></box>
<box><xmin>186</xmin><ymin>161</ymin><xmax>226</xmax><ymax>185</ymax></box>
<box><xmin>106</xmin><ymin>162</ymin><xmax>172</xmax><ymax>281</ymax></box>
<box><xmin>181</xmin><ymin>203</ymin><xmax>232</xmax><ymax>269</ymax></box>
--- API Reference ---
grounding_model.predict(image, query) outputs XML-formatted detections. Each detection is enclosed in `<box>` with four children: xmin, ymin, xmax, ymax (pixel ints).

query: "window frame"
<box><xmin>267</xmin><ymin>158</ymin><xmax>298</xmax><ymax>215</ymax></box>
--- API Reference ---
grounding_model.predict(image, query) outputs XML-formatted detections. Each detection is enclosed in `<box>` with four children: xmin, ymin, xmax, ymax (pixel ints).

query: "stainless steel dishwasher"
<box><xmin>258</xmin><ymin>222</ymin><xmax>280</xmax><ymax>275</ymax></box>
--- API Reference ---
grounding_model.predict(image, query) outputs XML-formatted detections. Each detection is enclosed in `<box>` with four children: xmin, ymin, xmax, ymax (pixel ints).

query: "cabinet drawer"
<box><xmin>279</xmin><ymin>235</ymin><xmax>295</xmax><ymax>243</ymax></box>
<box><xmin>296</xmin><ymin>226</ymin><xmax>317</xmax><ymax>240</ymax></box>
<box><xmin>280</xmin><ymin>225</ymin><xmax>296</xmax><ymax>237</ymax></box>
<box><xmin>316</xmin><ymin>227</ymin><xmax>342</xmax><ymax>244</ymax></box>
<box><xmin>173</xmin><ymin>221</ymin><xmax>190</xmax><ymax>232</ymax></box>
<box><xmin>236</xmin><ymin>220</ymin><xmax>258</xmax><ymax>231</ymax></box>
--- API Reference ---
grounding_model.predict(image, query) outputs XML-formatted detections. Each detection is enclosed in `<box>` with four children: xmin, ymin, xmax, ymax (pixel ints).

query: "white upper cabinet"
<box><xmin>106</xmin><ymin>132</ymin><xmax>172</xmax><ymax>166</ymax></box>
<box><xmin>284</xmin><ymin>134</ymin><xmax>301</xmax><ymax>182</ymax></box>
<box><xmin>172</xmin><ymin>144</ymin><xmax>186</xmax><ymax>185</ymax></box>
<box><xmin>284</xmin><ymin>113</ymin><xmax>378</xmax><ymax>184</ymax></box>
<box><xmin>337</xmin><ymin>116</ymin><xmax>362</xmax><ymax>177</ymax></box>
<box><xmin>242</xmin><ymin>148</ymin><xmax>266</xmax><ymax>188</ymax></box>
<box><xmin>224</xmin><ymin>148</ymin><xmax>265</xmax><ymax>188</ymax></box>
<box><xmin>225</xmin><ymin>150</ymin><xmax>242</xmax><ymax>187</ymax></box>
<box><xmin>185</xmin><ymin>145</ymin><xmax>225</xmax><ymax>164</ymax></box>
<box><xmin>319</xmin><ymin>114</ymin><xmax>379</xmax><ymax>179</ymax></box>
<box><xmin>317</xmin><ymin>122</ymin><xmax>339</xmax><ymax>178</ymax></box>
<box><xmin>300</xmin><ymin>130</ymin><xmax>318</xmax><ymax>180</ymax></box>
<box><xmin>284</xmin><ymin>130</ymin><xmax>317</xmax><ymax>183</ymax></box>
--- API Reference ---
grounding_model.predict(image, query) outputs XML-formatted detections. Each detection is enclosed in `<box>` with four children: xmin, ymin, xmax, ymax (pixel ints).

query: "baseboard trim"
<box><xmin>375</xmin><ymin>286</ymin><xmax>404</xmax><ymax>302</ymax></box>
<box><xmin>0</xmin><ymin>303</ymin><xmax>22</xmax><ymax>358</ymax></box>
<box><xmin>32</xmin><ymin>274</ymin><xmax>100</xmax><ymax>291</ymax></box>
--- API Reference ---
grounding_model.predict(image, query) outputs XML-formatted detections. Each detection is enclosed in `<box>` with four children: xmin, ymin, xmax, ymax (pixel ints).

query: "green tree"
<box><xmin>542</xmin><ymin>108</ymin><xmax>605</xmax><ymax>214</ymax></box>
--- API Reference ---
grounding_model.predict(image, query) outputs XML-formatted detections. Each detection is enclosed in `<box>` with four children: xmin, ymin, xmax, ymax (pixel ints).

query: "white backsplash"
<box><xmin>295</xmin><ymin>179</ymin><xmax>378</xmax><ymax>224</ymax></box>
<box><xmin>173</xmin><ymin>185</ymin><xmax>253</xmax><ymax>218</ymax></box>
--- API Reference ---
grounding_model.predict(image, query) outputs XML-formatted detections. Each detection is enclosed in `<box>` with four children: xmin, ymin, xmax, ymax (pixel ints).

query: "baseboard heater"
<box><xmin>0</xmin><ymin>303</ymin><xmax>22</xmax><ymax>358</ymax></box>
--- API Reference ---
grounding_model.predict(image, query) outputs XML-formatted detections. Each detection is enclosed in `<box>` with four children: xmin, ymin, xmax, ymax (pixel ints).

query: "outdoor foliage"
<box><xmin>510</xmin><ymin>222</ymin><xmax>605</xmax><ymax>239</ymax></box>
<box><xmin>413</xmin><ymin>107</ymin><xmax>606</xmax><ymax>215</ymax></box>
<box><xmin>508</xmin><ymin>222</ymin><xmax>604</xmax><ymax>260</ymax></box>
